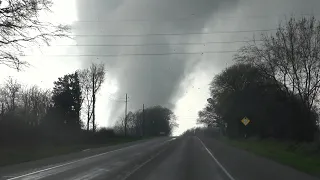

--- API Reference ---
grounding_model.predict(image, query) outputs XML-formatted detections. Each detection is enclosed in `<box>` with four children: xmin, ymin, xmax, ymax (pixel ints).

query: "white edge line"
<box><xmin>122</xmin><ymin>138</ymin><xmax>176</xmax><ymax>180</ymax></box>
<box><xmin>7</xmin><ymin>146</ymin><xmax>134</xmax><ymax>180</ymax></box>
<box><xmin>7</xmin><ymin>138</ymin><xmax>174</xmax><ymax>180</ymax></box>
<box><xmin>196</xmin><ymin>137</ymin><xmax>236</xmax><ymax>180</ymax></box>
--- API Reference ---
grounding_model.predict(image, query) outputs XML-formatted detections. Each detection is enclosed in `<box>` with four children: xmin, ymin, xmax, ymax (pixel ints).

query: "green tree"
<box><xmin>114</xmin><ymin>106</ymin><xmax>177</xmax><ymax>136</ymax></box>
<box><xmin>51</xmin><ymin>72</ymin><xmax>82</xmax><ymax>131</ymax></box>
<box><xmin>236</xmin><ymin>16</ymin><xmax>320</xmax><ymax>135</ymax></box>
<box><xmin>200</xmin><ymin>63</ymin><xmax>318</xmax><ymax>141</ymax></box>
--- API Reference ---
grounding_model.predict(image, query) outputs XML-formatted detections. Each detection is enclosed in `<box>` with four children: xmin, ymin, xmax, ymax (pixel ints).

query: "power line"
<box><xmin>71</xmin><ymin>18</ymin><xmax>249</xmax><ymax>23</ymax></box>
<box><xmin>53</xmin><ymin>40</ymin><xmax>261</xmax><ymax>47</ymax></box>
<box><xmin>105</xmin><ymin>91</ymin><xmax>126</xmax><ymax>102</ymax></box>
<box><xmin>71</xmin><ymin>14</ymin><xmax>318</xmax><ymax>23</ymax></box>
<box><xmin>71</xmin><ymin>17</ymin><xmax>237</xmax><ymax>23</ymax></box>
<box><xmin>70</xmin><ymin>29</ymin><xmax>276</xmax><ymax>37</ymax></box>
<box><xmin>23</xmin><ymin>50</ymin><xmax>238</xmax><ymax>58</ymax></box>
<box><xmin>107</xmin><ymin>96</ymin><xmax>126</xmax><ymax>102</ymax></box>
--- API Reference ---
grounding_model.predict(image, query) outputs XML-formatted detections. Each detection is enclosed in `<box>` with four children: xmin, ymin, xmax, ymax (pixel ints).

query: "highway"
<box><xmin>0</xmin><ymin>136</ymin><xmax>319</xmax><ymax>180</ymax></box>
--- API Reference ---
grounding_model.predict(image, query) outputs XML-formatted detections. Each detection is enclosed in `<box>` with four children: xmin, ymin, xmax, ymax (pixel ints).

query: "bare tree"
<box><xmin>236</xmin><ymin>16</ymin><xmax>320</xmax><ymax>117</ymax></box>
<box><xmin>0</xmin><ymin>77</ymin><xmax>21</xmax><ymax>111</ymax></box>
<box><xmin>78</xmin><ymin>69</ymin><xmax>93</xmax><ymax>131</ymax></box>
<box><xmin>113</xmin><ymin>116</ymin><xmax>125</xmax><ymax>135</ymax></box>
<box><xmin>0</xmin><ymin>0</ymin><xmax>69</xmax><ymax>70</ymax></box>
<box><xmin>21</xmin><ymin>85</ymin><xmax>51</xmax><ymax>125</ymax></box>
<box><xmin>78</xmin><ymin>63</ymin><xmax>105</xmax><ymax>132</ymax></box>
<box><xmin>91</xmin><ymin>63</ymin><xmax>105</xmax><ymax>132</ymax></box>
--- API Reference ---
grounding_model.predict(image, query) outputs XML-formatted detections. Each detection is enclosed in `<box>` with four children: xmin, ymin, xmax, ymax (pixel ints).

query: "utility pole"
<box><xmin>142</xmin><ymin>104</ymin><xmax>145</xmax><ymax>136</ymax></box>
<box><xmin>124</xmin><ymin>93</ymin><xmax>128</xmax><ymax>136</ymax></box>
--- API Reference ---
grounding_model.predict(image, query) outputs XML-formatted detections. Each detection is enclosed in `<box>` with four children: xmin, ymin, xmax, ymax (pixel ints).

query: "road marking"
<box><xmin>71</xmin><ymin>168</ymin><xmax>110</xmax><ymax>180</ymax></box>
<box><xmin>7</xmin><ymin>138</ymin><xmax>173</xmax><ymax>180</ymax></box>
<box><xmin>122</xmin><ymin>138</ymin><xmax>176</xmax><ymax>180</ymax></box>
<box><xmin>14</xmin><ymin>164</ymin><xmax>75</xmax><ymax>180</ymax></box>
<box><xmin>196</xmin><ymin>137</ymin><xmax>236</xmax><ymax>180</ymax></box>
<box><xmin>82</xmin><ymin>149</ymin><xmax>91</xmax><ymax>152</ymax></box>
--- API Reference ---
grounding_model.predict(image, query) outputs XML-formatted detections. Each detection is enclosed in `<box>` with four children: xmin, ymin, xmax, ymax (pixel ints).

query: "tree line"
<box><xmin>113</xmin><ymin>106</ymin><xmax>178</xmax><ymax>137</ymax></box>
<box><xmin>198</xmin><ymin>16</ymin><xmax>320</xmax><ymax>142</ymax></box>
<box><xmin>0</xmin><ymin>0</ymin><xmax>177</xmax><ymax>146</ymax></box>
<box><xmin>0</xmin><ymin>62</ymin><xmax>178</xmax><ymax>146</ymax></box>
<box><xmin>0</xmin><ymin>63</ymin><xmax>106</xmax><ymax>145</ymax></box>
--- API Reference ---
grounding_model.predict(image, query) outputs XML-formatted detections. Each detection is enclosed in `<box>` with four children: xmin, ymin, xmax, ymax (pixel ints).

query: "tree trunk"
<box><xmin>87</xmin><ymin>104</ymin><xmax>90</xmax><ymax>131</ymax></box>
<box><xmin>1</xmin><ymin>103</ymin><xmax>4</xmax><ymax>117</ymax></box>
<box><xmin>92</xmin><ymin>93</ymin><xmax>96</xmax><ymax>132</ymax></box>
<box><xmin>92</xmin><ymin>72</ymin><xmax>96</xmax><ymax>132</ymax></box>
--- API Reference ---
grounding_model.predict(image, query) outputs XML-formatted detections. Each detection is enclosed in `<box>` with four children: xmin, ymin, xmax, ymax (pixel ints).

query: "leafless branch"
<box><xmin>235</xmin><ymin>16</ymin><xmax>320</xmax><ymax>112</ymax></box>
<box><xmin>0</xmin><ymin>0</ymin><xmax>70</xmax><ymax>70</ymax></box>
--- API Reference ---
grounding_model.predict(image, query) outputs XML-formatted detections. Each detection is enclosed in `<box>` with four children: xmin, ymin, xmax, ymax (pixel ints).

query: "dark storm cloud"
<box><xmin>75</xmin><ymin>0</ymin><xmax>239</xmax><ymax>123</ymax></box>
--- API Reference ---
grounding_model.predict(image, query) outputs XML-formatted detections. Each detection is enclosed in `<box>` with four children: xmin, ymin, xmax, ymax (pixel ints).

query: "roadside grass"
<box><xmin>221</xmin><ymin>137</ymin><xmax>320</xmax><ymax>176</ymax></box>
<box><xmin>0</xmin><ymin>137</ymin><xmax>145</xmax><ymax>167</ymax></box>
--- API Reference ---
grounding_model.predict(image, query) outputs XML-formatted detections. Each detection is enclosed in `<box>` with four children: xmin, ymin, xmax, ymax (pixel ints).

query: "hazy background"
<box><xmin>0</xmin><ymin>0</ymin><xmax>319</xmax><ymax>135</ymax></box>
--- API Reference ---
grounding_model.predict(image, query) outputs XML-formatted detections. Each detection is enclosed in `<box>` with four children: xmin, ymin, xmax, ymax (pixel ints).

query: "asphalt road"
<box><xmin>0</xmin><ymin>137</ymin><xmax>174</xmax><ymax>180</ymax></box>
<box><xmin>126</xmin><ymin>135</ymin><xmax>232</xmax><ymax>180</ymax></box>
<box><xmin>1</xmin><ymin>136</ymin><xmax>319</xmax><ymax>180</ymax></box>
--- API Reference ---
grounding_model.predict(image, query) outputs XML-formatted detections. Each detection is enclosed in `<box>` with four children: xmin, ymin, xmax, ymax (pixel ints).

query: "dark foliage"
<box><xmin>0</xmin><ymin>72</ymin><xmax>107</xmax><ymax>147</ymax></box>
<box><xmin>50</xmin><ymin>72</ymin><xmax>82</xmax><ymax>130</ymax></box>
<box><xmin>198</xmin><ymin>63</ymin><xmax>318</xmax><ymax>141</ymax></box>
<box><xmin>197</xmin><ymin>17</ymin><xmax>320</xmax><ymax>142</ymax></box>
<box><xmin>114</xmin><ymin>105</ymin><xmax>178</xmax><ymax>137</ymax></box>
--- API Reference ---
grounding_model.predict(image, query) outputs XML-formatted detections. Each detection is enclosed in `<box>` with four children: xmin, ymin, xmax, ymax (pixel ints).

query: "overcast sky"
<box><xmin>0</xmin><ymin>0</ymin><xmax>319</xmax><ymax>135</ymax></box>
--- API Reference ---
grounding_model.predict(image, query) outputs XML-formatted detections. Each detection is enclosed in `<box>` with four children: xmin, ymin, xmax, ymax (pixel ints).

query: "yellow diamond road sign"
<box><xmin>241</xmin><ymin>117</ymin><xmax>250</xmax><ymax>126</ymax></box>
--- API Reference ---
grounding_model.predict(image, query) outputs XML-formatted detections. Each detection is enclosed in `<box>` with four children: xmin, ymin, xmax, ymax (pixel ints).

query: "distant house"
<box><xmin>159</xmin><ymin>132</ymin><xmax>166</xmax><ymax>136</ymax></box>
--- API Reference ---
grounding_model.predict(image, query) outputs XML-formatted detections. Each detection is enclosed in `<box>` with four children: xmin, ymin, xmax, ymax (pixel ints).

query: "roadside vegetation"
<box><xmin>0</xmin><ymin>0</ymin><xmax>177</xmax><ymax>167</ymax></box>
<box><xmin>196</xmin><ymin>16</ymin><xmax>320</xmax><ymax>175</ymax></box>
<box><xmin>225</xmin><ymin>138</ymin><xmax>320</xmax><ymax>175</ymax></box>
<box><xmin>198</xmin><ymin>16</ymin><xmax>320</xmax><ymax>141</ymax></box>
<box><xmin>0</xmin><ymin>63</ymin><xmax>177</xmax><ymax>166</ymax></box>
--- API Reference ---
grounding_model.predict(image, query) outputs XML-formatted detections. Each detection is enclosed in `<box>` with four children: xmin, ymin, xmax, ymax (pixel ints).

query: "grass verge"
<box><xmin>221</xmin><ymin>137</ymin><xmax>320</xmax><ymax>176</ymax></box>
<box><xmin>0</xmin><ymin>137</ymin><xmax>145</xmax><ymax>167</ymax></box>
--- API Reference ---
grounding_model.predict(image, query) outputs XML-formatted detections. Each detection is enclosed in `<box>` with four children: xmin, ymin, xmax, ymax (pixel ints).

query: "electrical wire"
<box><xmin>71</xmin><ymin>14</ymin><xmax>317</xmax><ymax>23</ymax></box>
<box><xmin>107</xmin><ymin>96</ymin><xmax>126</xmax><ymax>102</ymax></box>
<box><xmin>105</xmin><ymin>91</ymin><xmax>126</xmax><ymax>102</ymax></box>
<box><xmin>70</xmin><ymin>29</ymin><xmax>276</xmax><ymax>37</ymax></box>
<box><xmin>23</xmin><ymin>50</ymin><xmax>238</xmax><ymax>58</ymax></box>
<box><xmin>52</xmin><ymin>40</ymin><xmax>262</xmax><ymax>47</ymax></box>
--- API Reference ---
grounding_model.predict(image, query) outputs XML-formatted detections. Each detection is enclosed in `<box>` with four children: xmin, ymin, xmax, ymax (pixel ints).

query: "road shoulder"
<box><xmin>0</xmin><ymin>138</ymin><xmax>165</xmax><ymax>177</ymax></box>
<box><xmin>200</xmin><ymin>136</ymin><xmax>319</xmax><ymax>180</ymax></box>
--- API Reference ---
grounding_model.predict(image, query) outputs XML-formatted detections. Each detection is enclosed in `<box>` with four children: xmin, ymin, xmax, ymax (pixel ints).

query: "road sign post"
<box><xmin>241</xmin><ymin>117</ymin><xmax>250</xmax><ymax>139</ymax></box>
